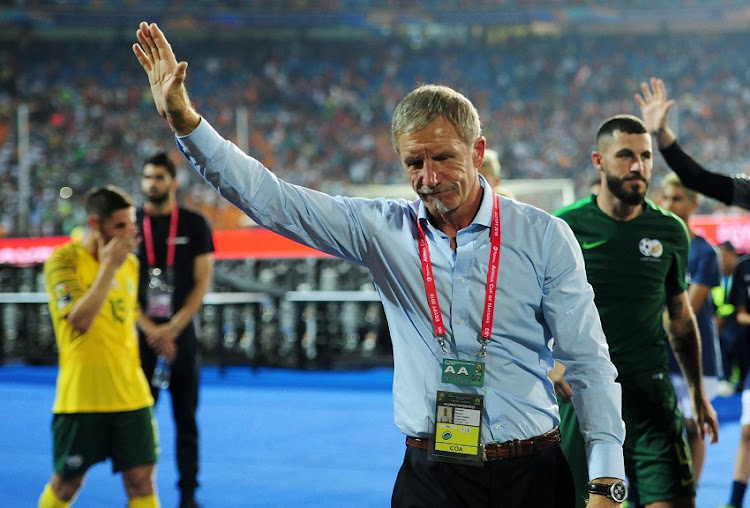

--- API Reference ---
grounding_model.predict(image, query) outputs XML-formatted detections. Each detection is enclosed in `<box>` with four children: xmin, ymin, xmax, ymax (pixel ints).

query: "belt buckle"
<box><xmin>481</xmin><ymin>443</ymin><xmax>488</xmax><ymax>462</ymax></box>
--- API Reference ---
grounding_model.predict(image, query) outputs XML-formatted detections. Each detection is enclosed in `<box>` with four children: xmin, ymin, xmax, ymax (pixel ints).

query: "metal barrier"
<box><xmin>0</xmin><ymin>292</ymin><xmax>54</xmax><ymax>365</ymax></box>
<box><xmin>0</xmin><ymin>291</ymin><xmax>391</xmax><ymax>371</ymax></box>
<box><xmin>283</xmin><ymin>290</ymin><xmax>384</xmax><ymax>370</ymax></box>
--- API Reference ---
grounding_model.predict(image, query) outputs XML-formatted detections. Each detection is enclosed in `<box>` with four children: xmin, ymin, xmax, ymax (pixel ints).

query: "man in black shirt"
<box><xmin>136</xmin><ymin>152</ymin><xmax>215</xmax><ymax>508</ymax></box>
<box><xmin>636</xmin><ymin>77</ymin><xmax>750</xmax><ymax>210</ymax></box>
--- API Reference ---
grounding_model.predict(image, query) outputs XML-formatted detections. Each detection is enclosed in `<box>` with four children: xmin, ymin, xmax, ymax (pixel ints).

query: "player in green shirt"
<box><xmin>552</xmin><ymin>114</ymin><xmax>719</xmax><ymax>508</ymax></box>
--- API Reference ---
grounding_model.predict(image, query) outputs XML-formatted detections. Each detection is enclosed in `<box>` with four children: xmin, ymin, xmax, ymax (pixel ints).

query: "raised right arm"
<box><xmin>636</xmin><ymin>77</ymin><xmax>736</xmax><ymax>206</ymax></box>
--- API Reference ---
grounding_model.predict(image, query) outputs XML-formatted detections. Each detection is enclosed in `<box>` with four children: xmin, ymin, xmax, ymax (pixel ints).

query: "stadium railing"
<box><xmin>0</xmin><ymin>289</ymin><xmax>390</xmax><ymax>372</ymax></box>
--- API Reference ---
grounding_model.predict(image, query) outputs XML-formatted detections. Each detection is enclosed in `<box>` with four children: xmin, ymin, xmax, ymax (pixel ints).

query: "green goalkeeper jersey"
<box><xmin>554</xmin><ymin>195</ymin><xmax>689</xmax><ymax>374</ymax></box>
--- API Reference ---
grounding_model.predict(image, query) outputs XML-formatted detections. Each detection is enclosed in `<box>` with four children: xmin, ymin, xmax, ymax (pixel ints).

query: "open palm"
<box><xmin>635</xmin><ymin>77</ymin><xmax>674</xmax><ymax>135</ymax></box>
<box><xmin>132</xmin><ymin>22</ymin><xmax>192</xmax><ymax>130</ymax></box>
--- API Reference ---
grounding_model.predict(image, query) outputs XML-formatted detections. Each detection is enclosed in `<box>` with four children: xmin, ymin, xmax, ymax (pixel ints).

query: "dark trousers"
<box><xmin>392</xmin><ymin>443</ymin><xmax>575</xmax><ymax>508</ymax></box>
<box><xmin>140</xmin><ymin>323</ymin><xmax>200</xmax><ymax>496</ymax></box>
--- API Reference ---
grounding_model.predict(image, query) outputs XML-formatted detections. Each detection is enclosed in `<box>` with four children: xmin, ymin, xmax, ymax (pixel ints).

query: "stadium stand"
<box><xmin>3</xmin><ymin>2</ymin><xmax>750</xmax><ymax>367</ymax></box>
<box><xmin>3</xmin><ymin>8</ymin><xmax>750</xmax><ymax>236</ymax></box>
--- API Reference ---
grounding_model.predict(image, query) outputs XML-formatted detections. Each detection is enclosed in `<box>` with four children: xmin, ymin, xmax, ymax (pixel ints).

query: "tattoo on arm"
<box><xmin>666</xmin><ymin>295</ymin><xmax>703</xmax><ymax>390</ymax></box>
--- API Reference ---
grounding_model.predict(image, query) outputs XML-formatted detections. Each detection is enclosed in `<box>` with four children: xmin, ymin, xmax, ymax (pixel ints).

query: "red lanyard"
<box><xmin>417</xmin><ymin>193</ymin><xmax>501</xmax><ymax>356</ymax></box>
<box><xmin>143</xmin><ymin>205</ymin><xmax>179</xmax><ymax>268</ymax></box>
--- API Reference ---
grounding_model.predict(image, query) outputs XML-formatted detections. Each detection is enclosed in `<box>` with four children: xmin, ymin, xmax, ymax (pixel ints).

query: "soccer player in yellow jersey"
<box><xmin>38</xmin><ymin>185</ymin><xmax>160</xmax><ymax>508</ymax></box>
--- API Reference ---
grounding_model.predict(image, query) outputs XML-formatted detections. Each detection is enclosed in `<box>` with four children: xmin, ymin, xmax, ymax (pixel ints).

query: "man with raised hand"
<box><xmin>133</xmin><ymin>22</ymin><xmax>627</xmax><ymax>507</ymax></box>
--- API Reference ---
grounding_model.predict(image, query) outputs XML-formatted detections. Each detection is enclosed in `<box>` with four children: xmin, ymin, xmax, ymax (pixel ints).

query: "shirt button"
<box><xmin>457</xmin><ymin>319</ymin><xmax>464</xmax><ymax>325</ymax></box>
<box><xmin>459</xmin><ymin>277</ymin><xmax>465</xmax><ymax>283</ymax></box>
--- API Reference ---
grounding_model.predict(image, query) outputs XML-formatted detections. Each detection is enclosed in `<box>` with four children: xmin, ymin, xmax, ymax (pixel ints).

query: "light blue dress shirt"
<box><xmin>177</xmin><ymin>119</ymin><xmax>625</xmax><ymax>480</ymax></box>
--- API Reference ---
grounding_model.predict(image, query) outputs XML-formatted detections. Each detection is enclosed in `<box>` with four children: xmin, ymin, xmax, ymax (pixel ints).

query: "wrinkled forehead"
<box><xmin>396</xmin><ymin>118</ymin><xmax>465</xmax><ymax>153</ymax></box>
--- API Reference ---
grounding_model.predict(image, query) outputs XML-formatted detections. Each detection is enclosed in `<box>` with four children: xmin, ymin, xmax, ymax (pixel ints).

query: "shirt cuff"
<box><xmin>175</xmin><ymin>117</ymin><xmax>224</xmax><ymax>164</ymax></box>
<box><xmin>587</xmin><ymin>442</ymin><xmax>625</xmax><ymax>481</ymax></box>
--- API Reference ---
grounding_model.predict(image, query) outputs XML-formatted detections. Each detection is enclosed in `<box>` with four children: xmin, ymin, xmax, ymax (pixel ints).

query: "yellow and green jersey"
<box><xmin>555</xmin><ymin>196</ymin><xmax>689</xmax><ymax>374</ymax></box>
<box><xmin>44</xmin><ymin>241</ymin><xmax>154</xmax><ymax>413</ymax></box>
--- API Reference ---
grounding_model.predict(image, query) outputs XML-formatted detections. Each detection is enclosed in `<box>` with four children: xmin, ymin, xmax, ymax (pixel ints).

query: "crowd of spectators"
<box><xmin>10</xmin><ymin>0</ymin><xmax>750</xmax><ymax>12</ymax></box>
<box><xmin>3</xmin><ymin>26</ymin><xmax>750</xmax><ymax>236</ymax></box>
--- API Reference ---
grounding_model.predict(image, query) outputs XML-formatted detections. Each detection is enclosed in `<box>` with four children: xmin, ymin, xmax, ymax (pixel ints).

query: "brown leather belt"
<box><xmin>406</xmin><ymin>427</ymin><xmax>561</xmax><ymax>461</ymax></box>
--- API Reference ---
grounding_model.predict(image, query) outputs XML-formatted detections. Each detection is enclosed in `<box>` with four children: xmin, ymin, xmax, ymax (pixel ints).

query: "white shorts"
<box><xmin>669</xmin><ymin>374</ymin><xmax>720</xmax><ymax>420</ymax></box>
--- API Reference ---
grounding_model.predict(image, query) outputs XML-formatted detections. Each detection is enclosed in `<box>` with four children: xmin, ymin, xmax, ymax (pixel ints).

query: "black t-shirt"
<box><xmin>136</xmin><ymin>206</ymin><xmax>214</xmax><ymax>317</ymax></box>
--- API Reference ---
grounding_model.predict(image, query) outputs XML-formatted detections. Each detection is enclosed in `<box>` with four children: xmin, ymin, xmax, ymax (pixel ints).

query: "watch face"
<box><xmin>610</xmin><ymin>481</ymin><xmax>628</xmax><ymax>502</ymax></box>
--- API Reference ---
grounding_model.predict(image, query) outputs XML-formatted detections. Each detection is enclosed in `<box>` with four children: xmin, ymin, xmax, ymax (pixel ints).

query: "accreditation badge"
<box><xmin>429</xmin><ymin>391</ymin><xmax>483</xmax><ymax>465</ymax></box>
<box><xmin>146</xmin><ymin>267</ymin><xmax>174</xmax><ymax>318</ymax></box>
<box><xmin>441</xmin><ymin>358</ymin><xmax>485</xmax><ymax>387</ymax></box>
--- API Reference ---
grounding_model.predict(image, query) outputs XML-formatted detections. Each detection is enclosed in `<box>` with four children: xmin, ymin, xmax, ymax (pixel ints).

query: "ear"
<box><xmin>87</xmin><ymin>214</ymin><xmax>99</xmax><ymax>232</ymax></box>
<box><xmin>473</xmin><ymin>137</ymin><xmax>486</xmax><ymax>169</ymax></box>
<box><xmin>591</xmin><ymin>151</ymin><xmax>604</xmax><ymax>172</ymax></box>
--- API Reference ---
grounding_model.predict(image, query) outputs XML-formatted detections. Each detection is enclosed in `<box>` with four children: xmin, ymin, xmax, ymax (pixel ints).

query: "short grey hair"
<box><xmin>390</xmin><ymin>84</ymin><xmax>482</xmax><ymax>154</ymax></box>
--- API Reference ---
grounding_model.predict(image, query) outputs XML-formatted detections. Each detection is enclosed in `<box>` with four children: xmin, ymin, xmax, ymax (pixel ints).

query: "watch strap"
<box><xmin>585</xmin><ymin>480</ymin><xmax>627</xmax><ymax>503</ymax></box>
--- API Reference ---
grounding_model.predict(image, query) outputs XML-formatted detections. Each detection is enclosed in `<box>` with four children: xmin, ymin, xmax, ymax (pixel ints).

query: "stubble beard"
<box><xmin>418</xmin><ymin>185</ymin><xmax>458</xmax><ymax>216</ymax></box>
<box><xmin>605</xmin><ymin>173</ymin><xmax>647</xmax><ymax>206</ymax></box>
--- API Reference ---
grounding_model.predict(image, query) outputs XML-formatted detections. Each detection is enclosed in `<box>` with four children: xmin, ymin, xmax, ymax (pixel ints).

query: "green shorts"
<box><xmin>559</xmin><ymin>370</ymin><xmax>694</xmax><ymax>507</ymax></box>
<box><xmin>620</xmin><ymin>370</ymin><xmax>694</xmax><ymax>505</ymax></box>
<box><xmin>52</xmin><ymin>406</ymin><xmax>159</xmax><ymax>477</ymax></box>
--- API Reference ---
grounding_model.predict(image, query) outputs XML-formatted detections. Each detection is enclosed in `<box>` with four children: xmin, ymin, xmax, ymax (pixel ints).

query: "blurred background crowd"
<box><xmin>1</xmin><ymin>0</ymin><xmax>750</xmax><ymax>410</ymax></box>
<box><xmin>2</xmin><ymin>0</ymin><xmax>750</xmax><ymax>237</ymax></box>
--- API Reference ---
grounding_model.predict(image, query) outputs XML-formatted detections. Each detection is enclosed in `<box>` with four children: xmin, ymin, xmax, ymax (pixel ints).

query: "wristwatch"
<box><xmin>585</xmin><ymin>480</ymin><xmax>628</xmax><ymax>503</ymax></box>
